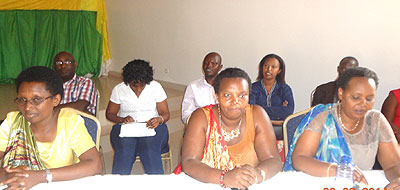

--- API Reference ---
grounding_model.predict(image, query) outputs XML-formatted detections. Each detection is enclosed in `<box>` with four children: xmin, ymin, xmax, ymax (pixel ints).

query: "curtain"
<box><xmin>0</xmin><ymin>0</ymin><xmax>111</xmax><ymax>83</ymax></box>
<box><xmin>0</xmin><ymin>10</ymin><xmax>102</xmax><ymax>83</ymax></box>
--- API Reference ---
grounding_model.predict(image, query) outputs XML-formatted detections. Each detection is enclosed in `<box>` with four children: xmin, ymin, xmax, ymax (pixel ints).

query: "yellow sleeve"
<box><xmin>0</xmin><ymin>112</ymin><xmax>17</xmax><ymax>152</ymax></box>
<box><xmin>68</xmin><ymin>114</ymin><xmax>96</xmax><ymax>157</ymax></box>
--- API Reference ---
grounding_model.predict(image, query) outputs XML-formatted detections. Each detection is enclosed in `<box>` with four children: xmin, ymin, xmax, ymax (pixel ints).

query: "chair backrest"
<box><xmin>310</xmin><ymin>88</ymin><xmax>316</xmax><ymax>107</ymax></box>
<box><xmin>69</xmin><ymin>108</ymin><xmax>101</xmax><ymax>150</ymax></box>
<box><xmin>95</xmin><ymin>89</ymin><xmax>100</xmax><ymax>117</ymax></box>
<box><xmin>283</xmin><ymin>107</ymin><xmax>313</xmax><ymax>157</ymax></box>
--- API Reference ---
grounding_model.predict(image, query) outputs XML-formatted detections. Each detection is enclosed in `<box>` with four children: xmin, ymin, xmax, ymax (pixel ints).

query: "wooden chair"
<box><xmin>135</xmin><ymin>146</ymin><xmax>173</xmax><ymax>174</ymax></box>
<box><xmin>70</xmin><ymin>108</ymin><xmax>102</xmax><ymax>150</ymax></box>
<box><xmin>70</xmin><ymin>108</ymin><xmax>105</xmax><ymax>173</ymax></box>
<box><xmin>95</xmin><ymin>89</ymin><xmax>100</xmax><ymax>117</ymax></box>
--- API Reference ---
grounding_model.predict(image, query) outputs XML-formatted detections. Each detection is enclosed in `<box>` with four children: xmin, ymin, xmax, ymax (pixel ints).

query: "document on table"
<box><xmin>119</xmin><ymin>122</ymin><xmax>156</xmax><ymax>137</ymax></box>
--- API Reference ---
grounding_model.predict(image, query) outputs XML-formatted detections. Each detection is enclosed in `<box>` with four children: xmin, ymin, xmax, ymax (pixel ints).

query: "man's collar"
<box><xmin>202</xmin><ymin>77</ymin><xmax>213</xmax><ymax>87</ymax></box>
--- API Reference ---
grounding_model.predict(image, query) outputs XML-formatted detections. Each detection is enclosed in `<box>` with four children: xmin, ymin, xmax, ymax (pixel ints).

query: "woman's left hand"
<box><xmin>147</xmin><ymin>117</ymin><xmax>162</xmax><ymax>129</ymax></box>
<box><xmin>1</xmin><ymin>166</ymin><xmax>43</xmax><ymax>190</ymax></box>
<box><xmin>353</xmin><ymin>166</ymin><xmax>368</xmax><ymax>185</ymax></box>
<box><xmin>385</xmin><ymin>178</ymin><xmax>400</xmax><ymax>190</ymax></box>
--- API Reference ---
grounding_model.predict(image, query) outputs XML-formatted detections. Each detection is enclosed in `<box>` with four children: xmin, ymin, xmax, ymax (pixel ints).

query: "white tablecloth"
<box><xmin>31</xmin><ymin>171</ymin><xmax>389</xmax><ymax>190</ymax></box>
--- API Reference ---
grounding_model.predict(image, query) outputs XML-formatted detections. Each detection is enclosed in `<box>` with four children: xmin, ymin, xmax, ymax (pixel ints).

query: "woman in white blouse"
<box><xmin>106</xmin><ymin>60</ymin><xmax>170</xmax><ymax>174</ymax></box>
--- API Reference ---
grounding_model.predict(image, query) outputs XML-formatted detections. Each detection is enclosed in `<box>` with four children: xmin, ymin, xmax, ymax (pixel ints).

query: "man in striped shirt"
<box><xmin>53</xmin><ymin>51</ymin><xmax>98</xmax><ymax>115</ymax></box>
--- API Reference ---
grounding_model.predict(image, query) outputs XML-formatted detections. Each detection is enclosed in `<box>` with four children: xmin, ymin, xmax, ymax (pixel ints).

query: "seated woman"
<box><xmin>181</xmin><ymin>68</ymin><xmax>282</xmax><ymax>189</ymax></box>
<box><xmin>285</xmin><ymin>67</ymin><xmax>400</xmax><ymax>188</ymax></box>
<box><xmin>381</xmin><ymin>88</ymin><xmax>400</xmax><ymax>143</ymax></box>
<box><xmin>0</xmin><ymin>66</ymin><xmax>102</xmax><ymax>189</ymax></box>
<box><xmin>249</xmin><ymin>54</ymin><xmax>294</xmax><ymax>126</ymax></box>
<box><xmin>106</xmin><ymin>59</ymin><xmax>170</xmax><ymax>175</ymax></box>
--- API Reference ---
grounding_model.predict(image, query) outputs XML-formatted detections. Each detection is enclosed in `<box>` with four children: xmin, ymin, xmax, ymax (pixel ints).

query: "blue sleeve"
<box><xmin>265</xmin><ymin>84</ymin><xmax>295</xmax><ymax>120</ymax></box>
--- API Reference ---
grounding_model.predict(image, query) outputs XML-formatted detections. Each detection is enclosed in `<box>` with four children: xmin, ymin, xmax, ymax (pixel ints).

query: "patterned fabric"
<box><xmin>61</xmin><ymin>74</ymin><xmax>97</xmax><ymax>115</ymax></box>
<box><xmin>2</xmin><ymin>112</ymin><xmax>46</xmax><ymax>170</ymax></box>
<box><xmin>201</xmin><ymin>105</ymin><xmax>235</xmax><ymax>171</ymax></box>
<box><xmin>283</xmin><ymin>104</ymin><xmax>352</xmax><ymax>171</ymax></box>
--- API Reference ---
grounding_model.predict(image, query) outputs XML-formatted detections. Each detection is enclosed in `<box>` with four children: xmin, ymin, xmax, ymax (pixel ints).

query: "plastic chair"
<box><xmin>69</xmin><ymin>108</ymin><xmax>102</xmax><ymax>150</ymax></box>
<box><xmin>135</xmin><ymin>145</ymin><xmax>173</xmax><ymax>174</ymax></box>
<box><xmin>283</xmin><ymin>107</ymin><xmax>313</xmax><ymax>157</ymax></box>
<box><xmin>71</xmin><ymin>108</ymin><xmax>105</xmax><ymax>174</ymax></box>
<box><xmin>95</xmin><ymin>89</ymin><xmax>100</xmax><ymax>117</ymax></box>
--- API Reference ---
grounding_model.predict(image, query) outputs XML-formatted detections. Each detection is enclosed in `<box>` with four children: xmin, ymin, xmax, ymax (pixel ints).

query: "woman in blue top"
<box><xmin>249</xmin><ymin>54</ymin><xmax>294</xmax><ymax>124</ymax></box>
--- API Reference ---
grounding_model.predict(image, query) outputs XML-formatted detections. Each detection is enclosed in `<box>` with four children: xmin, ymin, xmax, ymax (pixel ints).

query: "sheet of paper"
<box><xmin>119</xmin><ymin>122</ymin><xmax>156</xmax><ymax>137</ymax></box>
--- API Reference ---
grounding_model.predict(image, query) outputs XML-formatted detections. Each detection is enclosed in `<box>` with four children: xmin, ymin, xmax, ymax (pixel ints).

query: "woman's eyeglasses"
<box><xmin>54</xmin><ymin>60</ymin><xmax>72</xmax><ymax>66</ymax></box>
<box><xmin>14</xmin><ymin>95</ymin><xmax>54</xmax><ymax>106</ymax></box>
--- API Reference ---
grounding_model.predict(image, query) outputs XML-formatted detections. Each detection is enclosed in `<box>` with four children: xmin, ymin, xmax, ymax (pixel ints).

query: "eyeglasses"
<box><xmin>14</xmin><ymin>95</ymin><xmax>54</xmax><ymax>106</ymax></box>
<box><xmin>54</xmin><ymin>60</ymin><xmax>72</xmax><ymax>66</ymax></box>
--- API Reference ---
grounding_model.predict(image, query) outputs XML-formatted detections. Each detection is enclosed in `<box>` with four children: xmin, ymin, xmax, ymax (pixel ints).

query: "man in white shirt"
<box><xmin>181</xmin><ymin>52</ymin><xmax>223</xmax><ymax>124</ymax></box>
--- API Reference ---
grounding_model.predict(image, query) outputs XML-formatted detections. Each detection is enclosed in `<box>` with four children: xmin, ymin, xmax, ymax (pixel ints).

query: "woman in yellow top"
<box><xmin>181</xmin><ymin>68</ymin><xmax>282</xmax><ymax>189</ymax></box>
<box><xmin>0</xmin><ymin>66</ymin><xmax>102</xmax><ymax>189</ymax></box>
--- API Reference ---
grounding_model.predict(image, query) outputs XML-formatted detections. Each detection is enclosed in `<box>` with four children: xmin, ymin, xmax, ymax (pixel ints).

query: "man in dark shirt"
<box><xmin>311</xmin><ymin>56</ymin><xmax>359</xmax><ymax>106</ymax></box>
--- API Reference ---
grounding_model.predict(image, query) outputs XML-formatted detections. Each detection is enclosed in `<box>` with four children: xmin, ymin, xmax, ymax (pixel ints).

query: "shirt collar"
<box><xmin>202</xmin><ymin>77</ymin><xmax>213</xmax><ymax>87</ymax></box>
<box><xmin>261</xmin><ymin>80</ymin><xmax>277</xmax><ymax>94</ymax></box>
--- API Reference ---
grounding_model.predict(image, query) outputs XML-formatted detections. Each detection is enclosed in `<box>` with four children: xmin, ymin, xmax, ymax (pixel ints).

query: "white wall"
<box><xmin>105</xmin><ymin>0</ymin><xmax>400</xmax><ymax>112</ymax></box>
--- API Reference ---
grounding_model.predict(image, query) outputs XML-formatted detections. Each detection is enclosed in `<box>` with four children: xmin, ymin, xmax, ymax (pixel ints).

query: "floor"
<box><xmin>0</xmin><ymin>73</ymin><xmax>185</xmax><ymax>175</ymax></box>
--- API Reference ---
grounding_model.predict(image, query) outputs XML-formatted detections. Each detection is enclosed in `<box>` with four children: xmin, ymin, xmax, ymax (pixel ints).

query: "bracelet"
<box><xmin>257</xmin><ymin>168</ymin><xmax>266</xmax><ymax>182</ymax></box>
<box><xmin>45</xmin><ymin>169</ymin><xmax>53</xmax><ymax>183</ymax></box>
<box><xmin>219</xmin><ymin>169</ymin><xmax>227</xmax><ymax>188</ymax></box>
<box><xmin>327</xmin><ymin>163</ymin><xmax>336</xmax><ymax>177</ymax></box>
<box><xmin>159</xmin><ymin>116</ymin><xmax>164</xmax><ymax>123</ymax></box>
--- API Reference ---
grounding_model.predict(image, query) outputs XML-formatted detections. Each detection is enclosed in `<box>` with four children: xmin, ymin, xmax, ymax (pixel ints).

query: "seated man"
<box><xmin>53</xmin><ymin>51</ymin><xmax>98</xmax><ymax>115</ymax></box>
<box><xmin>181</xmin><ymin>52</ymin><xmax>223</xmax><ymax>124</ymax></box>
<box><xmin>311</xmin><ymin>56</ymin><xmax>358</xmax><ymax>106</ymax></box>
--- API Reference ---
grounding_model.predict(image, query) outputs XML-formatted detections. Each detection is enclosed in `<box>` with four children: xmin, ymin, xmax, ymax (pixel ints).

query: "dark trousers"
<box><xmin>110</xmin><ymin>123</ymin><xmax>169</xmax><ymax>175</ymax></box>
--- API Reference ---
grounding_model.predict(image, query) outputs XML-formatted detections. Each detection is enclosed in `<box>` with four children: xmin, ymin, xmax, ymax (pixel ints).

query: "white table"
<box><xmin>32</xmin><ymin>171</ymin><xmax>389</xmax><ymax>190</ymax></box>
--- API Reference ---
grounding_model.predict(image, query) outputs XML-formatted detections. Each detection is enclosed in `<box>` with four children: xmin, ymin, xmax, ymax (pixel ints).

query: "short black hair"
<box><xmin>15</xmin><ymin>66</ymin><xmax>64</xmax><ymax>99</ymax></box>
<box><xmin>122</xmin><ymin>59</ymin><xmax>154</xmax><ymax>85</ymax></box>
<box><xmin>256</xmin><ymin>54</ymin><xmax>286</xmax><ymax>83</ymax></box>
<box><xmin>53</xmin><ymin>51</ymin><xmax>75</xmax><ymax>63</ymax></box>
<box><xmin>214</xmin><ymin>67</ymin><xmax>251</xmax><ymax>94</ymax></box>
<box><xmin>336</xmin><ymin>67</ymin><xmax>379</xmax><ymax>91</ymax></box>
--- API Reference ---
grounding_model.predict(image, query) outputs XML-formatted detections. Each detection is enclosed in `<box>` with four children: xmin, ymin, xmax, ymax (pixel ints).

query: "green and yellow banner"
<box><xmin>0</xmin><ymin>0</ymin><xmax>110</xmax><ymax>83</ymax></box>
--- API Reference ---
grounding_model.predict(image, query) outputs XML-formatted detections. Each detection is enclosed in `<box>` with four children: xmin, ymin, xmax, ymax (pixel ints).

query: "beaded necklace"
<box><xmin>337</xmin><ymin>104</ymin><xmax>360</xmax><ymax>132</ymax></box>
<box><xmin>218</xmin><ymin>104</ymin><xmax>242</xmax><ymax>142</ymax></box>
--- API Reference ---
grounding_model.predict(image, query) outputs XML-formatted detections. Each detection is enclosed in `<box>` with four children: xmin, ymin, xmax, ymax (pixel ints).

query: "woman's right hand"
<box><xmin>223</xmin><ymin>165</ymin><xmax>258</xmax><ymax>189</ymax></box>
<box><xmin>121</xmin><ymin>116</ymin><xmax>134</xmax><ymax>124</ymax></box>
<box><xmin>0</xmin><ymin>166</ymin><xmax>35</xmax><ymax>190</ymax></box>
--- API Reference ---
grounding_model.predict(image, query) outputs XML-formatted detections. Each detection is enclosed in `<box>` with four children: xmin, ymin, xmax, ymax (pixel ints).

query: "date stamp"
<box><xmin>323</xmin><ymin>188</ymin><xmax>386</xmax><ymax>190</ymax></box>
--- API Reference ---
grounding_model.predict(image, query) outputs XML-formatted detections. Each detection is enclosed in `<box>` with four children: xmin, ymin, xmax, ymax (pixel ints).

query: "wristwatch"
<box><xmin>45</xmin><ymin>169</ymin><xmax>53</xmax><ymax>183</ymax></box>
